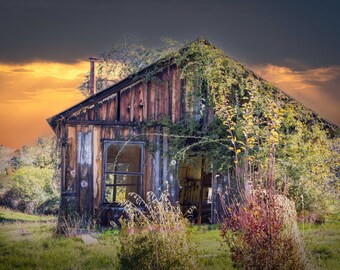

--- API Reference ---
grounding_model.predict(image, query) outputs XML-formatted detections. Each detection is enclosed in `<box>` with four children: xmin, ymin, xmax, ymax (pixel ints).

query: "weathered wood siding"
<box><xmin>64</xmin><ymin>126</ymin><xmax>77</xmax><ymax>192</ymax></box>
<box><xmin>92</xmin><ymin>126</ymin><xmax>102</xmax><ymax>217</ymax></box>
<box><xmin>77</xmin><ymin>125</ymin><xmax>93</xmax><ymax>215</ymax></box>
<box><xmin>69</xmin><ymin>65</ymin><xmax>184</xmax><ymax>124</ymax></box>
<box><xmin>58</xmin><ymin>64</ymin><xmax>186</xmax><ymax>221</ymax></box>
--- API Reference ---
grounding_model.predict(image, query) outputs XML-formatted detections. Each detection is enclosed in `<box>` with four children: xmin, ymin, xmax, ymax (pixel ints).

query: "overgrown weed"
<box><xmin>119</xmin><ymin>191</ymin><xmax>201</xmax><ymax>270</ymax></box>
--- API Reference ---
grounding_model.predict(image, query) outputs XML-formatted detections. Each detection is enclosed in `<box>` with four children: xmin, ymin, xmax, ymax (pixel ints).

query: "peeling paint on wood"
<box><xmin>77</xmin><ymin>126</ymin><xmax>93</xmax><ymax>215</ymax></box>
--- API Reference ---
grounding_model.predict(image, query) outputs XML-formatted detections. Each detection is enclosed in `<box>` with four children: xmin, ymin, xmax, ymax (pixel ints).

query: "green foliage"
<box><xmin>170</xmin><ymin>39</ymin><xmax>338</xmax><ymax>214</ymax></box>
<box><xmin>119</xmin><ymin>191</ymin><xmax>201</xmax><ymax>270</ymax></box>
<box><xmin>11</xmin><ymin>136</ymin><xmax>60</xmax><ymax>170</ymax></box>
<box><xmin>0</xmin><ymin>136</ymin><xmax>60</xmax><ymax>215</ymax></box>
<box><xmin>276</xmin><ymin>119</ymin><xmax>339</xmax><ymax>213</ymax></box>
<box><xmin>10</xmin><ymin>166</ymin><xmax>58</xmax><ymax>213</ymax></box>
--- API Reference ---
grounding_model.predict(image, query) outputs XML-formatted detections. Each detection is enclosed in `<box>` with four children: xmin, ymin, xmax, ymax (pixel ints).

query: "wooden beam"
<box><xmin>64</xmin><ymin>120</ymin><xmax>142</xmax><ymax>126</ymax></box>
<box><xmin>153</xmin><ymin>126</ymin><xmax>161</xmax><ymax>196</ymax></box>
<box><xmin>211</xmin><ymin>165</ymin><xmax>217</xmax><ymax>224</ymax></box>
<box><xmin>198</xmin><ymin>158</ymin><xmax>205</xmax><ymax>225</ymax></box>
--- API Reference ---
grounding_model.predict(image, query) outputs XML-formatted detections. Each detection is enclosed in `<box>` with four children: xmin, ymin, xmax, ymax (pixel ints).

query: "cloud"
<box><xmin>0</xmin><ymin>61</ymin><xmax>88</xmax><ymax>148</ymax></box>
<box><xmin>253</xmin><ymin>64</ymin><xmax>340</xmax><ymax>126</ymax></box>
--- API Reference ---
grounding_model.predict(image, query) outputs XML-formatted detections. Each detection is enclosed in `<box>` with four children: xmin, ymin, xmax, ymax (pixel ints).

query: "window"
<box><xmin>104</xmin><ymin>142</ymin><xmax>144</xmax><ymax>204</ymax></box>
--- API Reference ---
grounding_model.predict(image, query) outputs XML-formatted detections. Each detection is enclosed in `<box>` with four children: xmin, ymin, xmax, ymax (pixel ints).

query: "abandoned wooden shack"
<box><xmin>48</xmin><ymin>38</ymin><xmax>316</xmax><ymax>225</ymax></box>
<box><xmin>48</xmin><ymin>39</ymin><xmax>226</xmax><ymax>225</ymax></box>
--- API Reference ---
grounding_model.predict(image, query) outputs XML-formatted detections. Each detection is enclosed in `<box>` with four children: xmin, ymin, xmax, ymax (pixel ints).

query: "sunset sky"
<box><xmin>0</xmin><ymin>0</ymin><xmax>339</xmax><ymax>149</ymax></box>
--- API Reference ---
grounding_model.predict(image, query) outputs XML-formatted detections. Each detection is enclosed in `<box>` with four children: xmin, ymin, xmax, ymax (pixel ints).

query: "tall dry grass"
<box><xmin>119</xmin><ymin>190</ymin><xmax>201</xmax><ymax>270</ymax></box>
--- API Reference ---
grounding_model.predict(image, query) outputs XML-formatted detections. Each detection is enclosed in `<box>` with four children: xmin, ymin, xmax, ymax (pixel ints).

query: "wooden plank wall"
<box><xmin>60</xmin><ymin>64</ymin><xmax>186</xmax><ymax>220</ymax></box>
<box><xmin>71</xmin><ymin>65</ymin><xmax>184</xmax><ymax>124</ymax></box>
<box><xmin>64</xmin><ymin>126</ymin><xmax>77</xmax><ymax>192</ymax></box>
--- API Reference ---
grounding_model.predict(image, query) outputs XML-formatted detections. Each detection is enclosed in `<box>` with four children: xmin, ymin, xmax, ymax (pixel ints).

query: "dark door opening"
<box><xmin>179</xmin><ymin>158</ymin><xmax>212</xmax><ymax>224</ymax></box>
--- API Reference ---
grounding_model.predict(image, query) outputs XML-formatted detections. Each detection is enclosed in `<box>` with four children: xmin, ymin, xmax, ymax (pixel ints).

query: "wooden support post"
<box><xmin>211</xmin><ymin>164</ymin><xmax>217</xmax><ymax>224</ymax></box>
<box><xmin>153</xmin><ymin>126</ymin><xmax>161</xmax><ymax>197</ymax></box>
<box><xmin>198</xmin><ymin>158</ymin><xmax>205</xmax><ymax>225</ymax></box>
<box><xmin>162</xmin><ymin>128</ymin><xmax>169</xmax><ymax>192</ymax></box>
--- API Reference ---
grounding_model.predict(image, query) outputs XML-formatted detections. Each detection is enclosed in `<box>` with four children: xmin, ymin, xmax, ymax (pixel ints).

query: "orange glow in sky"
<box><xmin>253</xmin><ymin>64</ymin><xmax>340</xmax><ymax>127</ymax></box>
<box><xmin>0</xmin><ymin>61</ymin><xmax>88</xmax><ymax>149</ymax></box>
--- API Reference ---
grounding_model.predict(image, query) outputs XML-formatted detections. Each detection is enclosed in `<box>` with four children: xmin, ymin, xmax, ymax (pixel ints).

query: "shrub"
<box><xmin>221</xmin><ymin>180</ymin><xmax>311</xmax><ymax>269</ymax></box>
<box><xmin>8</xmin><ymin>166</ymin><xmax>59</xmax><ymax>214</ymax></box>
<box><xmin>119</xmin><ymin>191</ymin><xmax>201</xmax><ymax>270</ymax></box>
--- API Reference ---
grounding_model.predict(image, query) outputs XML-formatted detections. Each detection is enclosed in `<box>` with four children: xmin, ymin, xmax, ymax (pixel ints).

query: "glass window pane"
<box><xmin>107</xmin><ymin>162</ymin><xmax>129</xmax><ymax>172</ymax></box>
<box><xmin>125</xmin><ymin>185</ymin><xmax>139</xmax><ymax>199</ymax></box>
<box><xmin>105</xmin><ymin>175</ymin><xmax>141</xmax><ymax>186</ymax></box>
<box><xmin>116</xmin><ymin>185</ymin><xmax>140</xmax><ymax>203</ymax></box>
<box><xmin>116</xmin><ymin>175</ymin><xmax>141</xmax><ymax>185</ymax></box>
<box><xmin>104</xmin><ymin>142</ymin><xmax>143</xmax><ymax>204</ymax></box>
<box><xmin>105</xmin><ymin>184</ymin><xmax>140</xmax><ymax>203</ymax></box>
<box><xmin>105</xmin><ymin>186</ymin><xmax>114</xmax><ymax>203</ymax></box>
<box><xmin>115</xmin><ymin>186</ymin><xmax>127</xmax><ymax>203</ymax></box>
<box><xmin>106</xmin><ymin>143</ymin><xmax>141</xmax><ymax>173</ymax></box>
<box><xmin>106</xmin><ymin>174</ymin><xmax>115</xmax><ymax>185</ymax></box>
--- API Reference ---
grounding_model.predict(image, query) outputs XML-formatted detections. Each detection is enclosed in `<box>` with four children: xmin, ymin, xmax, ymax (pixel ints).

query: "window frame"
<box><xmin>102</xmin><ymin>140</ymin><xmax>145</xmax><ymax>205</ymax></box>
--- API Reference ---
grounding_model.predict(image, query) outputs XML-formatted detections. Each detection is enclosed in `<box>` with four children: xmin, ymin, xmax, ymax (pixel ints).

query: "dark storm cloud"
<box><xmin>0</xmin><ymin>0</ymin><xmax>339</xmax><ymax>67</ymax></box>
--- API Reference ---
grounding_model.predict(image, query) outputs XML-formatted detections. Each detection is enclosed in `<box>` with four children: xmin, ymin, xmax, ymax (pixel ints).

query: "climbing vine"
<box><xmin>160</xmin><ymin>38</ymin><xmax>338</xmax><ymax>213</ymax></box>
<box><xmin>79</xmin><ymin>38</ymin><xmax>338</xmax><ymax>214</ymax></box>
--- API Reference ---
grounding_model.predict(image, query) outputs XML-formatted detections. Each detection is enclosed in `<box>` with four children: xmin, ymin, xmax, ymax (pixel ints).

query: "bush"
<box><xmin>37</xmin><ymin>196</ymin><xmax>60</xmax><ymax>215</ymax></box>
<box><xmin>119</xmin><ymin>191</ymin><xmax>200</xmax><ymax>270</ymax></box>
<box><xmin>221</xmin><ymin>185</ymin><xmax>311</xmax><ymax>270</ymax></box>
<box><xmin>6</xmin><ymin>166</ymin><xmax>59</xmax><ymax>214</ymax></box>
<box><xmin>0</xmin><ymin>189</ymin><xmax>20</xmax><ymax>209</ymax></box>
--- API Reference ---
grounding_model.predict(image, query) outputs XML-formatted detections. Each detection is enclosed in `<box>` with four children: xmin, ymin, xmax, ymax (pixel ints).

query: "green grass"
<box><xmin>301</xmin><ymin>222</ymin><xmax>340</xmax><ymax>270</ymax></box>
<box><xmin>190</xmin><ymin>225</ymin><xmax>235</xmax><ymax>269</ymax></box>
<box><xmin>0</xmin><ymin>222</ymin><xmax>119</xmax><ymax>270</ymax></box>
<box><xmin>0</xmin><ymin>209</ymin><xmax>339</xmax><ymax>270</ymax></box>
<box><xmin>0</xmin><ymin>207</ymin><xmax>55</xmax><ymax>222</ymax></box>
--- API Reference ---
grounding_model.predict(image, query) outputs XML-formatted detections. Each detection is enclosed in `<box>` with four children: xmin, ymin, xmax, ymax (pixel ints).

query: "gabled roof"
<box><xmin>47</xmin><ymin>38</ymin><xmax>213</xmax><ymax>129</ymax></box>
<box><xmin>47</xmin><ymin>38</ymin><xmax>337</xmax><ymax>130</ymax></box>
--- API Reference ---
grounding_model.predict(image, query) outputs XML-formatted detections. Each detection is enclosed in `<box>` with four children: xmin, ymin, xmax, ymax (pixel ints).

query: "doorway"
<box><xmin>179</xmin><ymin>158</ymin><xmax>212</xmax><ymax>224</ymax></box>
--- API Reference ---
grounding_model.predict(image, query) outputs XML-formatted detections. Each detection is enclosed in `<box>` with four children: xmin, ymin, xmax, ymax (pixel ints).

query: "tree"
<box><xmin>79</xmin><ymin>37</ymin><xmax>181</xmax><ymax>97</ymax></box>
<box><xmin>1</xmin><ymin>136</ymin><xmax>60</xmax><ymax>214</ymax></box>
<box><xmin>0</xmin><ymin>145</ymin><xmax>14</xmax><ymax>176</ymax></box>
<box><xmin>11</xmin><ymin>166</ymin><xmax>56</xmax><ymax>214</ymax></box>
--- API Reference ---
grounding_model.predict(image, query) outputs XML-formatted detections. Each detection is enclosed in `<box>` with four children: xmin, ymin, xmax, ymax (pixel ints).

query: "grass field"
<box><xmin>0</xmin><ymin>208</ymin><xmax>339</xmax><ymax>270</ymax></box>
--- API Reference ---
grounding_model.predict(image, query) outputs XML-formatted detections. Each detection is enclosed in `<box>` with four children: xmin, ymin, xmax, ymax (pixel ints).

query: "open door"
<box><xmin>179</xmin><ymin>158</ymin><xmax>212</xmax><ymax>224</ymax></box>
